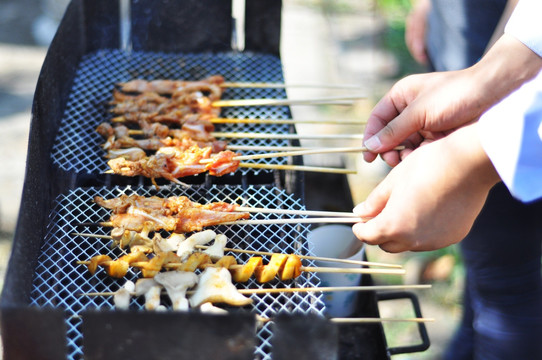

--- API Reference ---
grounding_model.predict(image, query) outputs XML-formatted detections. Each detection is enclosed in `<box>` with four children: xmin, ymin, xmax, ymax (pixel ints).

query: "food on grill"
<box><xmin>230</xmin><ymin>253</ymin><xmax>303</xmax><ymax>283</ymax></box>
<box><xmin>97</xmin><ymin>74</ymin><xmax>243</xmax><ymax>183</ymax></box>
<box><xmin>154</xmin><ymin>271</ymin><xmax>199</xmax><ymax>311</ymax></box>
<box><xmin>98</xmin><ymin>122</ymin><xmax>227</xmax><ymax>153</ymax></box>
<box><xmin>110</xmin><ymin>226</ymin><xmax>154</xmax><ymax>253</ymax></box>
<box><xmin>117</xmin><ymin>75</ymin><xmax>225</xmax><ymax>96</ymax></box>
<box><xmin>199</xmin><ymin>302</ymin><xmax>228</xmax><ymax>315</ymax></box>
<box><xmin>87</xmin><ymin>251</ymin><xmax>148</xmax><ymax>277</ymax></box>
<box><xmin>203</xmin><ymin>234</ymin><xmax>228</xmax><ymax>260</ymax></box>
<box><xmin>153</xmin><ymin>232</ymin><xmax>186</xmax><ymax>254</ymax></box>
<box><xmin>189</xmin><ymin>267</ymin><xmax>252</xmax><ymax>307</ymax></box>
<box><xmin>95</xmin><ymin>194</ymin><xmax>250</xmax><ymax>233</ymax></box>
<box><xmin>85</xmin><ymin>250</ymin><xmax>303</xmax><ymax>283</ymax></box>
<box><xmin>106</xmin><ymin>144</ymin><xmax>241</xmax><ymax>180</ymax></box>
<box><xmin>109</xmin><ymin>85</ymin><xmax>222</xmax><ymax>118</ymax></box>
<box><xmin>176</xmin><ymin>230</ymin><xmax>217</xmax><ymax>260</ymax></box>
<box><xmin>135</xmin><ymin>278</ymin><xmax>166</xmax><ymax>311</ymax></box>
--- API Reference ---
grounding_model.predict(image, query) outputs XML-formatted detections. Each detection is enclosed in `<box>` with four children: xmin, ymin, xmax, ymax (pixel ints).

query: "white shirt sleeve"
<box><xmin>505</xmin><ymin>0</ymin><xmax>542</xmax><ymax>57</ymax></box>
<box><xmin>478</xmin><ymin>71</ymin><xmax>542</xmax><ymax>202</ymax></box>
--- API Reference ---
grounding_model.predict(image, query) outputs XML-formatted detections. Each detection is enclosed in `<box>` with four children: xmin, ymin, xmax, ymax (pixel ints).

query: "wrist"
<box><xmin>471</xmin><ymin>33</ymin><xmax>542</xmax><ymax>112</ymax></box>
<box><xmin>441</xmin><ymin>124</ymin><xmax>501</xmax><ymax>189</ymax></box>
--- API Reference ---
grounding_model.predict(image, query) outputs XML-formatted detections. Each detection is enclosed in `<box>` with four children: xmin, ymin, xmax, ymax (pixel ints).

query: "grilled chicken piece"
<box><xmin>189</xmin><ymin>267</ymin><xmax>252</xmax><ymax>307</ymax></box>
<box><xmin>118</xmin><ymin>75</ymin><xmax>225</xmax><ymax>96</ymax></box>
<box><xmin>96</xmin><ymin>194</ymin><xmax>249</xmax><ymax>233</ymax></box>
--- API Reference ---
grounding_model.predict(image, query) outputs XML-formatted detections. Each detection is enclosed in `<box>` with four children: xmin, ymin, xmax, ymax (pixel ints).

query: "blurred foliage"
<box><xmin>375</xmin><ymin>0</ymin><xmax>426</xmax><ymax>78</ymax></box>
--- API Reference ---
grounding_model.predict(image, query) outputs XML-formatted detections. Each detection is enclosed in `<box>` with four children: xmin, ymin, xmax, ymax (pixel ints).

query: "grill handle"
<box><xmin>376</xmin><ymin>291</ymin><xmax>431</xmax><ymax>356</ymax></box>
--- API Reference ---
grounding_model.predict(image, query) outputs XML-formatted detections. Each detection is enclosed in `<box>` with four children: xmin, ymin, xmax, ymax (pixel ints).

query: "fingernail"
<box><xmin>353</xmin><ymin>202</ymin><xmax>366</xmax><ymax>215</ymax></box>
<box><xmin>364</xmin><ymin>136</ymin><xmax>381</xmax><ymax>152</ymax></box>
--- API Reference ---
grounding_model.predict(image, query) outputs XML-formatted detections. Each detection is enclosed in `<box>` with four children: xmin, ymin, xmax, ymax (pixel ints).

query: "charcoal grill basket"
<box><xmin>29</xmin><ymin>184</ymin><xmax>324</xmax><ymax>359</ymax></box>
<box><xmin>51</xmin><ymin>49</ymin><xmax>295</xmax><ymax>177</ymax></box>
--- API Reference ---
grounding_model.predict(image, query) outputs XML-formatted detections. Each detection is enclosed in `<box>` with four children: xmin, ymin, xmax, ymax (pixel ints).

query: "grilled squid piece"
<box><xmin>154</xmin><ymin>271</ymin><xmax>198</xmax><ymax>311</ymax></box>
<box><xmin>189</xmin><ymin>267</ymin><xmax>252</xmax><ymax>307</ymax></box>
<box><xmin>153</xmin><ymin>232</ymin><xmax>186</xmax><ymax>254</ymax></box>
<box><xmin>199</xmin><ymin>302</ymin><xmax>228</xmax><ymax>315</ymax></box>
<box><xmin>176</xmin><ymin>230</ymin><xmax>217</xmax><ymax>260</ymax></box>
<box><xmin>203</xmin><ymin>234</ymin><xmax>228</xmax><ymax>260</ymax></box>
<box><xmin>135</xmin><ymin>278</ymin><xmax>165</xmax><ymax>311</ymax></box>
<box><xmin>113</xmin><ymin>280</ymin><xmax>135</xmax><ymax>310</ymax></box>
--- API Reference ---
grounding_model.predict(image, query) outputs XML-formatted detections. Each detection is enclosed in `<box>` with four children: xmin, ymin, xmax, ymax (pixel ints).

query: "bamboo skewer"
<box><xmin>79</xmin><ymin>284</ymin><xmax>431</xmax><ymax>297</ymax></box>
<box><xmin>234</xmin><ymin>207</ymin><xmax>359</xmax><ymax>218</ymax></box>
<box><xmin>220</xmin><ymin>217</ymin><xmax>361</xmax><ymax>226</ymax></box>
<box><xmin>126</xmin><ymin>129</ymin><xmax>364</xmax><ymax>140</ymax></box>
<box><xmin>73</xmin><ymin>232</ymin><xmax>399</xmax><ymax>269</ymax></box>
<box><xmin>237</xmin><ymin>163</ymin><xmax>356</xmax><ymax>174</ymax></box>
<box><xmin>201</xmin><ymin>146</ymin><xmax>405</xmax><ymax>164</ymax></box>
<box><xmin>220</xmin><ymin>82</ymin><xmax>365</xmax><ymax>90</ymax></box>
<box><xmin>89</xmin><ymin>216</ymin><xmax>362</xmax><ymax>229</ymax></box>
<box><xmin>76</xmin><ymin>259</ymin><xmax>405</xmax><ymax>276</ymax></box>
<box><xmin>227</xmin><ymin>145</ymin><xmax>314</xmax><ymax>152</ymax></box>
<box><xmin>209</xmin><ymin>117</ymin><xmax>366</xmax><ymax>125</ymax></box>
<box><xmin>201</xmin><ymin>146</ymin><xmax>366</xmax><ymax>163</ymax></box>
<box><xmin>211</xmin><ymin>95</ymin><xmax>366</xmax><ymax>108</ymax></box>
<box><xmin>114</xmin><ymin>117</ymin><xmax>366</xmax><ymax>126</ymax></box>
<box><xmin>103</xmin><ymin>164</ymin><xmax>356</xmax><ymax>175</ymax></box>
<box><xmin>211</xmin><ymin>132</ymin><xmax>364</xmax><ymax>140</ymax></box>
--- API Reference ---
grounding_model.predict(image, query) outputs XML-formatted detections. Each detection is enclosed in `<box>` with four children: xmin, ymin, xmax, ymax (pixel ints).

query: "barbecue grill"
<box><xmin>0</xmin><ymin>1</ymin><xmax>430</xmax><ymax>359</ymax></box>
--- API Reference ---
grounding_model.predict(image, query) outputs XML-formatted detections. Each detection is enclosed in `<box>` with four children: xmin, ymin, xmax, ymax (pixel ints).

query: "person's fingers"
<box><xmin>380</xmin><ymin>150</ymin><xmax>401</xmax><ymax>167</ymax></box>
<box><xmin>362</xmin><ymin>91</ymin><xmax>404</xmax><ymax>162</ymax></box>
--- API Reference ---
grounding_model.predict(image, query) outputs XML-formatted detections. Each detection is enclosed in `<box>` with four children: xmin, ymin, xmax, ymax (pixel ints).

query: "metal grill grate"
<box><xmin>29</xmin><ymin>184</ymin><xmax>325</xmax><ymax>359</ymax></box>
<box><xmin>51</xmin><ymin>49</ymin><xmax>294</xmax><ymax>176</ymax></box>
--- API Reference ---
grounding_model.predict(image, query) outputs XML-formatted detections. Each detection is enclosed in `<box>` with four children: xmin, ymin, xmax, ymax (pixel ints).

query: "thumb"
<box><xmin>364</xmin><ymin>88</ymin><xmax>424</xmax><ymax>152</ymax></box>
<box><xmin>353</xmin><ymin>174</ymin><xmax>394</xmax><ymax>219</ymax></box>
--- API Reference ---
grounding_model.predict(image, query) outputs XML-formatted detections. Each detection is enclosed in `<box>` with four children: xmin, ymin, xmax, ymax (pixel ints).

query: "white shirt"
<box><xmin>478</xmin><ymin>0</ymin><xmax>542</xmax><ymax>202</ymax></box>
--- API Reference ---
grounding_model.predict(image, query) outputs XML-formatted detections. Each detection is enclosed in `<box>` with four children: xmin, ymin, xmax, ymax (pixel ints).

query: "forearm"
<box><xmin>485</xmin><ymin>0</ymin><xmax>518</xmax><ymax>51</ymax></box>
<box><xmin>471</xmin><ymin>33</ymin><xmax>542</xmax><ymax>112</ymax></box>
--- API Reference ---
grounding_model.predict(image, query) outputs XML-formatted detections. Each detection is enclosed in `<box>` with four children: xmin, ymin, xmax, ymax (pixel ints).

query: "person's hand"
<box><xmin>353</xmin><ymin>123</ymin><xmax>500</xmax><ymax>252</ymax></box>
<box><xmin>362</xmin><ymin>34</ymin><xmax>542</xmax><ymax>167</ymax></box>
<box><xmin>405</xmin><ymin>0</ymin><xmax>431</xmax><ymax>65</ymax></box>
<box><xmin>362</xmin><ymin>69</ymin><xmax>482</xmax><ymax>166</ymax></box>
